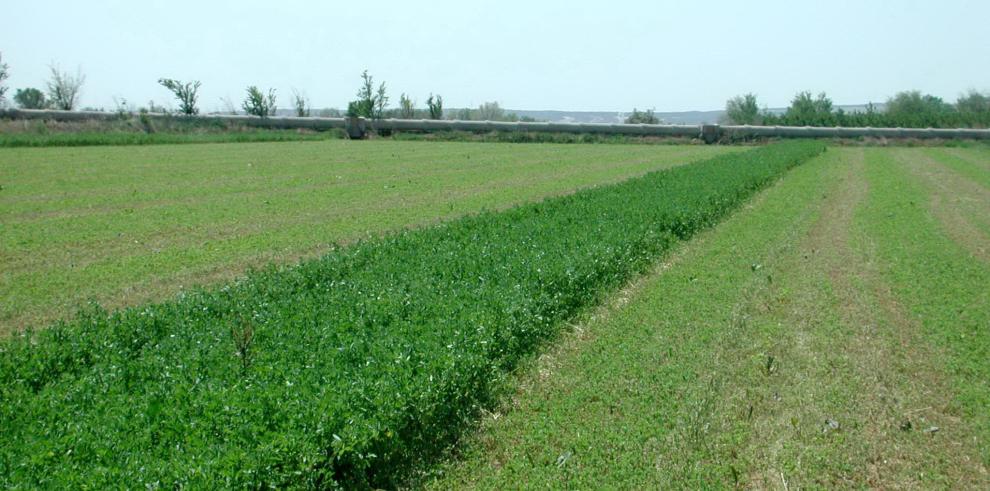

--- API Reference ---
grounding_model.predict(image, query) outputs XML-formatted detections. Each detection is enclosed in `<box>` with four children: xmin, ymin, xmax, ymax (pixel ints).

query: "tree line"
<box><xmin>0</xmin><ymin>54</ymin><xmax>534</xmax><ymax>122</ymax></box>
<box><xmin>2</xmin><ymin>52</ymin><xmax>986</xmax><ymax>128</ymax></box>
<box><xmin>723</xmin><ymin>90</ymin><xmax>990</xmax><ymax>128</ymax></box>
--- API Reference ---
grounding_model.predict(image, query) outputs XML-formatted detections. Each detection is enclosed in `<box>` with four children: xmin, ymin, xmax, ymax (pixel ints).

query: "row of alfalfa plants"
<box><xmin>0</xmin><ymin>141</ymin><xmax>825</xmax><ymax>488</ymax></box>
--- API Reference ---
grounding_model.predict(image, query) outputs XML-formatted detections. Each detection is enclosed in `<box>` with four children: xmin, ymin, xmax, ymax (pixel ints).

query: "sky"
<box><xmin>1</xmin><ymin>0</ymin><xmax>988</xmax><ymax>113</ymax></box>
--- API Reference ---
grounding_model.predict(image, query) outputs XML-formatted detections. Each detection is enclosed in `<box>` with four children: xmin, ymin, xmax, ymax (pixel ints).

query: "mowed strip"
<box><xmin>431</xmin><ymin>148</ymin><xmax>990</xmax><ymax>488</ymax></box>
<box><xmin>861</xmin><ymin>148</ymin><xmax>990</xmax><ymax>468</ymax></box>
<box><xmin>934</xmin><ymin>147</ymin><xmax>990</xmax><ymax>188</ymax></box>
<box><xmin>0</xmin><ymin>140</ymin><xmax>736</xmax><ymax>332</ymax></box>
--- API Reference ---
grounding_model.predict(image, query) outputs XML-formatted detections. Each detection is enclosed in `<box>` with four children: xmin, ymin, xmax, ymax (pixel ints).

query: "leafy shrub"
<box><xmin>427</xmin><ymin>94</ymin><xmax>443</xmax><ymax>119</ymax></box>
<box><xmin>46</xmin><ymin>64</ymin><xmax>85</xmax><ymax>111</ymax></box>
<box><xmin>724</xmin><ymin>93</ymin><xmax>761</xmax><ymax>125</ymax></box>
<box><xmin>13</xmin><ymin>87</ymin><xmax>47</xmax><ymax>109</ymax></box>
<box><xmin>347</xmin><ymin>70</ymin><xmax>387</xmax><ymax>120</ymax></box>
<box><xmin>0</xmin><ymin>142</ymin><xmax>824</xmax><ymax>488</ymax></box>
<box><xmin>292</xmin><ymin>89</ymin><xmax>310</xmax><ymax>117</ymax></box>
<box><xmin>158</xmin><ymin>78</ymin><xmax>201</xmax><ymax>115</ymax></box>
<box><xmin>0</xmin><ymin>52</ymin><xmax>8</xmax><ymax>103</ymax></box>
<box><xmin>398</xmin><ymin>94</ymin><xmax>414</xmax><ymax>118</ymax></box>
<box><xmin>242</xmin><ymin>86</ymin><xmax>277</xmax><ymax>117</ymax></box>
<box><xmin>625</xmin><ymin>108</ymin><xmax>660</xmax><ymax>124</ymax></box>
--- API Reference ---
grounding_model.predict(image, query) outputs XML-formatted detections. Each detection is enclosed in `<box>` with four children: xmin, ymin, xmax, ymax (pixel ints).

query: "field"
<box><xmin>431</xmin><ymin>146</ymin><xmax>990</xmax><ymax>488</ymax></box>
<box><xmin>0</xmin><ymin>140</ymin><xmax>987</xmax><ymax>488</ymax></box>
<box><xmin>0</xmin><ymin>140</ymin><xmax>736</xmax><ymax>333</ymax></box>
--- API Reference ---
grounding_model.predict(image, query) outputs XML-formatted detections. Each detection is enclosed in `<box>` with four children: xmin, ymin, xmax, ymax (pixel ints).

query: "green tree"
<box><xmin>476</xmin><ymin>101</ymin><xmax>505</xmax><ymax>121</ymax></box>
<box><xmin>158</xmin><ymin>78</ymin><xmax>201</xmax><ymax>115</ymax></box>
<box><xmin>886</xmin><ymin>91</ymin><xmax>954</xmax><ymax>127</ymax></box>
<box><xmin>625</xmin><ymin>108</ymin><xmax>660</xmax><ymax>124</ymax></box>
<box><xmin>374</xmin><ymin>82</ymin><xmax>388</xmax><ymax>120</ymax></box>
<box><xmin>291</xmin><ymin>89</ymin><xmax>310</xmax><ymax>117</ymax></box>
<box><xmin>956</xmin><ymin>90</ymin><xmax>989</xmax><ymax>114</ymax></box>
<box><xmin>398</xmin><ymin>94</ymin><xmax>415</xmax><ymax>118</ymax></box>
<box><xmin>724</xmin><ymin>93</ymin><xmax>761</xmax><ymax>125</ymax></box>
<box><xmin>46</xmin><ymin>65</ymin><xmax>85</xmax><ymax>111</ymax></box>
<box><xmin>348</xmin><ymin>70</ymin><xmax>387</xmax><ymax>119</ymax></box>
<box><xmin>0</xmin><ymin>52</ymin><xmax>9</xmax><ymax>103</ymax></box>
<box><xmin>242</xmin><ymin>86</ymin><xmax>277</xmax><ymax>117</ymax></box>
<box><xmin>426</xmin><ymin>94</ymin><xmax>443</xmax><ymax>119</ymax></box>
<box><xmin>782</xmin><ymin>91</ymin><xmax>834</xmax><ymax>126</ymax></box>
<box><xmin>14</xmin><ymin>87</ymin><xmax>47</xmax><ymax>109</ymax></box>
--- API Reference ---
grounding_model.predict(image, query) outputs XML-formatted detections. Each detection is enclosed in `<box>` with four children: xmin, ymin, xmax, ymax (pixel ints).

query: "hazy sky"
<box><xmin>2</xmin><ymin>0</ymin><xmax>988</xmax><ymax>112</ymax></box>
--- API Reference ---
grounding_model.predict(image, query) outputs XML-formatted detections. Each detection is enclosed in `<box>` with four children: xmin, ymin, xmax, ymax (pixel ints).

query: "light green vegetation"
<box><xmin>431</xmin><ymin>147</ymin><xmax>989</xmax><ymax>488</ymax></box>
<box><xmin>0</xmin><ymin>129</ymin><xmax>341</xmax><ymax>148</ymax></box>
<box><xmin>0</xmin><ymin>140</ymin><xmax>737</xmax><ymax>333</ymax></box>
<box><xmin>0</xmin><ymin>143</ymin><xmax>819</xmax><ymax>487</ymax></box>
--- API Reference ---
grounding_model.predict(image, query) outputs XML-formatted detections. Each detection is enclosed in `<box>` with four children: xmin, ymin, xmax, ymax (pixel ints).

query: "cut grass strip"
<box><xmin>429</xmin><ymin>143</ymin><xmax>837</xmax><ymax>489</ymax></box>
<box><xmin>0</xmin><ymin>142</ymin><xmax>824</xmax><ymax>487</ymax></box>
<box><xmin>894</xmin><ymin>149</ymin><xmax>990</xmax><ymax>260</ymax></box>
<box><xmin>859</xmin><ymin>148</ymin><xmax>990</xmax><ymax>466</ymax></box>
<box><xmin>930</xmin><ymin>147</ymin><xmax>990</xmax><ymax>188</ymax></box>
<box><xmin>0</xmin><ymin>141</ymin><xmax>737</xmax><ymax>332</ymax></box>
<box><xmin>430</xmin><ymin>148</ymin><xmax>990</xmax><ymax>488</ymax></box>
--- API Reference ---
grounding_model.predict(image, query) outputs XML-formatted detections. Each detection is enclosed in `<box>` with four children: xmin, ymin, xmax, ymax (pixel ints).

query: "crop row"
<box><xmin>0</xmin><ymin>141</ymin><xmax>824</xmax><ymax>488</ymax></box>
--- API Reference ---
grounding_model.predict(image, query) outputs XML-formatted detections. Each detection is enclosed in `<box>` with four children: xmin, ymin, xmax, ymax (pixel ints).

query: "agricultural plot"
<box><xmin>432</xmin><ymin>146</ymin><xmax>990</xmax><ymax>489</ymax></box>
<box><xmin>0</xmin><ymin>140</ymin><xmax>986</xmax><ymax>489</ymax></box>
<box><xmin>0</xmin><ymin>142</ymin><xmax>820</xmax><ymax>488</ymax></box>
<box><xmin>0</xmin><ymin>140</ymin><xmax>736</xmax><ymax>333</ymax></box>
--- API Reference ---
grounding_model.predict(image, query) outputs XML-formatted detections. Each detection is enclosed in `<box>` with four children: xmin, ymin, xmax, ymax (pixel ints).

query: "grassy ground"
<box><xmin>0</xmin><ymin>117</ymin><xmax>346</xmax><ymax>147</ymax></box>
<box><xmin>429</xmin><ymin>147</ymin><xmax>989</xmax><ymax>488</ymax></box>
<box><xmin>0</xmin><ymin>140</ymin><xmax>736</xmax><ymax>333</ymax></box>
<box><xmin>0</xmin><ymin>130</ymin><xmax>342</xmax><ymax>147</ymax></box>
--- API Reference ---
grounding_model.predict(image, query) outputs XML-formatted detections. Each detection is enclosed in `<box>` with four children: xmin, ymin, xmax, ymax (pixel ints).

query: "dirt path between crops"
<box><xmin>736</xmin><ymin>148</ymin><xmax>988</xmax><ymax>488</ymax></box>
<box><xmin>896</xmin><ymin>149</ymin><xmax>990</xmax><ymax>262</ymax></box>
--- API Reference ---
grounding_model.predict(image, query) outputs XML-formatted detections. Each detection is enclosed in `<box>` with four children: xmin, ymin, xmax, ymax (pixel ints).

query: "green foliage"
<box><xmin>374</xmin><ymin>82</ymin><xmax>389</xmax><ymax>120</ymax></box>
<box><xmin>0</xmin><ymin>130</ymin><xmax>338</xmax><ymax>147</ymax></box>
<box><xmin>0</xmin><ymin>115</ymin><xmax>345</xmax><ymax>147</ymax></box>
<box><xmin>776</xmin><ymin>91</ymin><xmax>836</xmax><ymax>126</ymax></box>
<box><xmin>0</xmin><ymin>141</ymin><xmax>823</xmax><ymax>488</ymax></box>
<box><xmin>884</xmin><ymin>90</ymin><xmax>954</xmax><ymax>127</ymax></box>
<box><xmin>760</xmin><ymin>89</ymin><xmax>990</xmax><ymax>129</ymax></box>
<box><xmin>0</xmin><ymin>141</ymin><xmax>730</xmax><ymax>330</ymax></box>
<box><xmin>724</xmin><ymin>93</ymin><xmax>761</xmax><ymax>125</ymax></box>
<box><xmin>291</xmin><ymin>89</ymin><xmax>310</xmax><ymax>117</ymax></box>
<box><xmin>390</xmin><ymin>130</ymin><xmax>696</xmax><ymax>145</ymax></box>
<box><xmin>398</xmin><ymin>94</ymin><xmax>415</xmax><ymax>118</ymax></box>
<box><xmin>476</xmin><ymin>101</ymin><xmax>506</xmax><ymax>121</ymax></box>
<box><xmin>956</xmin><ymin>90</ymin><xmax>990</xmax><ymax>114</ymax></box>
<box><xmin>46</xmin><ymin>65</ymin><xmax>85</xmax><ymax>111</ymax></box>
<box><xmin>13</xmin><ymin>87</ymin><xmax>47</xmax><ymax>109</ymax></box>
<box><xmin>157</xmin><ymin>78</ymin><xmax>201</xmax><ymax>115</ymax></box>
<box><xmin>860</xmin><ymin>149</ymin><xmax>990</xmax><ymax>468</ymax></box>
<box><xmin>347</xmin><ymin>70</ymin><xmax>387</xmax><ymax>119</ymax></box>
<box><xmin>427</xmin><ymin>93</ymin><xmax>443</xmax><ymax>119</ymax></box>
<box><xmin>0</xmin><ymin>52</ymin><xmax>8</xmax><ymax>103</ymax></box>
<box><xmin>242</xmin><ymin>86</ymin><xmax>277</xmax><ymax>117</ymax></box>
<box><xmin>625</xmin><ymin>108</ymin><xmax>660</xmax><ymax>124</ymax></box>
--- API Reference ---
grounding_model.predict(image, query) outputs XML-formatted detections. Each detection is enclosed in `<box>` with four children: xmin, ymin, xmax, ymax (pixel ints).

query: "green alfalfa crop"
<box><xmin>0</xmin><ymin>141</ymin><xmax>825</xmax><ymax>488</ymax></box>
